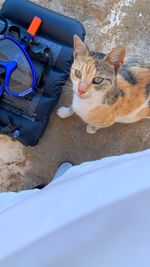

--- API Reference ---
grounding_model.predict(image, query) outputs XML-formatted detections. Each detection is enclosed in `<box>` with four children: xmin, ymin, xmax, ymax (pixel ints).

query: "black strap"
<box><xmin>27</xmin><ymin>42</ymin><xmax>53</xmax><ymax>87</ymax></box>
<box><xmin>28</xmin><ymin>47</ymin><xmax>52</xmax><ymax>88</ymax></box>
<box><xmin>38</xmin><ymin>48</ymin><xmax>52</xmax><ymax>87</ymax></box>
<box><xmin>0</xmin><ymin>117</ymin><xmax>20</xmax><ymax>134</ymax></box>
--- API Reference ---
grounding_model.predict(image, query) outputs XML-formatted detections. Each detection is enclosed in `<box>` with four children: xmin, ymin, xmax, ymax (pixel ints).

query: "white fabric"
<box><xmin>0</xmin><ymin>149</ymin><xmax>150</xmax><ymax>267</ymax></box>
<box><xmin>0</xmin><ymin>189</ymin><xmax>39</xmax><ymax>212</ymax></box>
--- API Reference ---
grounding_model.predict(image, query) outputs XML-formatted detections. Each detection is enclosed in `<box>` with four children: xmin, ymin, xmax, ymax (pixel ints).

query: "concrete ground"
<box><xmin>0</xmin><ymin>0</ymin><xmax>150</xmax><ymax>191</ymax></box>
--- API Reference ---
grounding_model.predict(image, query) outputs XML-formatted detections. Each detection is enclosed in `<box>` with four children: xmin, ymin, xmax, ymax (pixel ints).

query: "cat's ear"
<box><xmin>104</xmin><ymin>47</ymin><xmax>126</xmax><ymax>73</ymax></box>
<box><xmin>73</xmin><ymin>35</ymin><xmax>89</xmax><ymax>59</ymax></box>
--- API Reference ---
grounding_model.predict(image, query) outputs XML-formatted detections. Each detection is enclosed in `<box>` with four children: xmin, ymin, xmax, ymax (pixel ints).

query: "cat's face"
<box><xmin>71</xmin><ymin>35</ymin><xmax>126</xmax><ymax>98</ymax></box>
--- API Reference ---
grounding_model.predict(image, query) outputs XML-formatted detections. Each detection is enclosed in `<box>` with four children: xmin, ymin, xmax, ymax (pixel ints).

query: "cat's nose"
<box><xmin>78</xmin><ymin>87</ymin><xmax>87</xmax><ymax>95</ymax></box>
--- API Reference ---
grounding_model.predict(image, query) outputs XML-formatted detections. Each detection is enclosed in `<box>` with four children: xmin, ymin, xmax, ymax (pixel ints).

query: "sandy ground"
<box><xmin>0</xmin><ymin>0</ymin><xmax>150</xmax><ymax>191</ymax></box>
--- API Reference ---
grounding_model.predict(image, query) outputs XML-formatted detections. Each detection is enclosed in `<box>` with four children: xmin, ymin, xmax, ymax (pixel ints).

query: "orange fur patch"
<box><xmin>87</xmin><ymin>106</ymin><xmax>116</xmax><ymax>126</ymax></box>
<box><xmin>85</xmin><ymin>66</ymin><xmax>150</xmax><ymax>126</ymax></box>
<box><xmin>115</xmin><ymin>67</ymin><xmax>150</xmax><ymax>117</ymax></box>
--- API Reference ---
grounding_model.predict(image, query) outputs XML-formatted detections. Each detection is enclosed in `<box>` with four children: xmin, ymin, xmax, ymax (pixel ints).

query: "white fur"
<box><xmin>72</xmin><ymin>90</ymin><xmax>105</xmax><ymax>123</ymax></box>
<box><xmin>86</xmin><ymin>124</ymin><xmax>101</xmax><ymax>134</ymax></box>
<box><xmin>57</xmin><ymin>106</ymin><xmax>74</xmax><ymax>118</ymax></box>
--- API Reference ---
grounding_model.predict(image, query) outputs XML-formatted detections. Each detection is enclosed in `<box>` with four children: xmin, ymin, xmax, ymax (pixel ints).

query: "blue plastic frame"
<box><xmin>0</xmin><ymin>34</ymin><xmax>36</xmax><ymax>97</ymax></box>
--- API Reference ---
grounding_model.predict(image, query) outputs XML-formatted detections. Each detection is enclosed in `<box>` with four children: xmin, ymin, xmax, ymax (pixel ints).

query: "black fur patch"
<box><xmin>115</xmin><ymin>87</ymin><xmax>125</xmax><ymax>97</ymax></box>
<box><xmin>145</xmin><ymin>82</ymin><xmax>150</xmax><ymax>98</ymax></box>
<box><xmin>119</xmin><ymin>67</ymin><xmax>137</xmax><ymax>85</ymax></box>
<box><xmin>103</xmin><ymin>87</ymin><xmax>124</xmax><ymax>106</ymax></box>
<box><xmin>103</xmin><ymin>91</ymin><xmax>118</xmax><ymax>105</ymax></box>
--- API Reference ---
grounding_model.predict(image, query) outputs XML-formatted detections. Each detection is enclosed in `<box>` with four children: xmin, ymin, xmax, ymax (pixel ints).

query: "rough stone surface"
<box><xmin>0</xmin><ymin>0</ymin><xmax>150</xmax><ymax>191</ymax></box>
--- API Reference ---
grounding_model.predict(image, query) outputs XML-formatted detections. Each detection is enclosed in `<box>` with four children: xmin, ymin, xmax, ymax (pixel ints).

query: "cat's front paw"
<box><xmin>56</xmin><ymin>106</ymin><xmax>74</xmax><ymax>119</ymax></box>
<box><xmin>86</xmin><ymin>124</ymin><xmax>99</xmax><ymax>134</ymax></box>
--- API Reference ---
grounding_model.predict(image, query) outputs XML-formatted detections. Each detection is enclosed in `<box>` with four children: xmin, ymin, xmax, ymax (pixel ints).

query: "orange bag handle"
<box><xmin>27</xmin><ymin>16</ymin><xmax>42</xmax><ymax>36</ymax></box>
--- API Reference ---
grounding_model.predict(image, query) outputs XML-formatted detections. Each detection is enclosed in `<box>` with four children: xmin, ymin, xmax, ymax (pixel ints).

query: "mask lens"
<box><xmin>0</xmin><ymin>38</ymin><xmax>33</xmax><ymax>94</ymax></box>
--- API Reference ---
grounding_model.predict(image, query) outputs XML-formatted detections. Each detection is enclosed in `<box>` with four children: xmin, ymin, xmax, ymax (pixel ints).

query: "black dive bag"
<box><xmin>0</xmin><ymin>0</ymin><xmax>85</xmax><ymax>146</ymax></box>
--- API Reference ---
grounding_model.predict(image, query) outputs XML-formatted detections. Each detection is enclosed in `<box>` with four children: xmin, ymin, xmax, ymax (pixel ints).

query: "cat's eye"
<box><xmin>75</xmin><ymin>69</ymin><xmax>82</xmax><ymax>78</ymax></box>
<box><xmin>93</xmin><ymin>77</ymin><xmax>104</xmax><ymax>84</ymax></box>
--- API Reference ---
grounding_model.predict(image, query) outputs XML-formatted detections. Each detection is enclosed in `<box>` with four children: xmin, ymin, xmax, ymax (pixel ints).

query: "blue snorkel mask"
<box><xmin>0</xmin><ymin>34</ymin><xmax>36</xmax><ymax>97</ymax></box>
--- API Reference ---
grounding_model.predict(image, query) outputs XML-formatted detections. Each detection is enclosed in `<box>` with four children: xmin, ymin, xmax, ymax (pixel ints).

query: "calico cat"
<box><xmin>57</xmin><ymin>35</ymin><xmax>150</xmax><ymax>134</ymax></box>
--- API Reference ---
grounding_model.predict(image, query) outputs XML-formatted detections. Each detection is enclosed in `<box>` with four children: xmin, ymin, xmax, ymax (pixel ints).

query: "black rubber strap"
<box><xmin>0</xmin><ymin>117</ymin><xmax>19</xmax><ymax>134</ymax></box>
